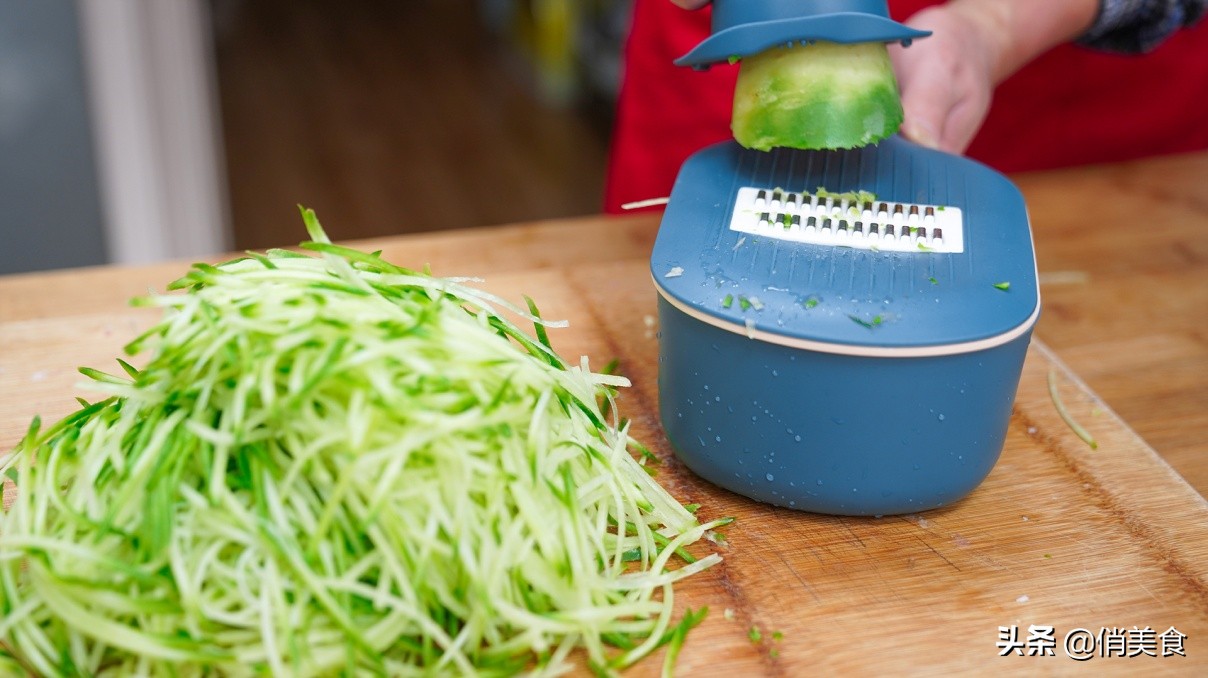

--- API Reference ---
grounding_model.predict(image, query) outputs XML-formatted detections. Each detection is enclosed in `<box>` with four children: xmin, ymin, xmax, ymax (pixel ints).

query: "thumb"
<box><xmin>893</xmin><ymin>54</ymin><xmax>956</xmax><ymax>151</ymax></box>
<box><xmin>899</xmin><ymin>63</ymin><xmax>991</xmax><ymax>154</ymax></box>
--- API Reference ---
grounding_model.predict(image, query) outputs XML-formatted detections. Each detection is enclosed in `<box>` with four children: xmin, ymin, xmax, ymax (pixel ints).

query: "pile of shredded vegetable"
<box><xmin>0</xmin><ymin>210</ymin><xmax>727</xmax><ymax>676</ymax></box>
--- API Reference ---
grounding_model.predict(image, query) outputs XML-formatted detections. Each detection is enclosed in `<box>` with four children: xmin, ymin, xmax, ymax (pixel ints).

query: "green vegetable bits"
<box><xmin>0</xmin><ymin>209</ymin><xmax>727</xmax><ymax>677</ymax></box>
<box><xmin>732</xmin><ymin>40</ymin><xmax>904</xmax><ymax>151</ymax></box>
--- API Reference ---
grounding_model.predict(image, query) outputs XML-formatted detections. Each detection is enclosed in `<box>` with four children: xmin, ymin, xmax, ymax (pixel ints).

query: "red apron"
<box><xmin>605</xmin><ymin>0</ymin><xmax>1208</xmax><ymax>212</ymax></box>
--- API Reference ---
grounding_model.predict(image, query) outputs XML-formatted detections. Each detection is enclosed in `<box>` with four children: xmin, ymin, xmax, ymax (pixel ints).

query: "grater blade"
<box><xmin>729</xmin><ymin>186</ymin><xmax>964</xmax><ymax>253</ymax></box>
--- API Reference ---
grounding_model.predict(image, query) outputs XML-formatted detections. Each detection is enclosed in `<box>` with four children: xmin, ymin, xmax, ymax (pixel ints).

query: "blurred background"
<box><xmin>0</xmin><ymin>0</ymin><xmax>628</xmax><ymax>274</ymax></box>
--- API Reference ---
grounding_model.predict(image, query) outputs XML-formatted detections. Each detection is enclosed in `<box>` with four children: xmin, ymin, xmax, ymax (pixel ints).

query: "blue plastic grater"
<box><xmin>650</xmin><ymin>0</ymin><xmax>1040</xmax><ymax>515</ymax></box>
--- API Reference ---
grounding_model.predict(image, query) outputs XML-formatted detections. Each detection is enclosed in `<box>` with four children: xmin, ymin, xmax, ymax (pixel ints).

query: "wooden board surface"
<box><xmin>1015</xmin><ymin>151</ymin><xmax>1208</xmax><ymax>497</ymax></box>
<box><xmin>3</xmin><ymin>215</ymin><xmax>1207</xmax><ymax>674</ymax></box>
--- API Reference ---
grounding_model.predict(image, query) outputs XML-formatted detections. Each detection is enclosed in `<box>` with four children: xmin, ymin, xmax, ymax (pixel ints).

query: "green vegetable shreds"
<box><xmin>0</xmin><ymin>208</ymin><xmax>726</xmax><ymax>676</ymax></box>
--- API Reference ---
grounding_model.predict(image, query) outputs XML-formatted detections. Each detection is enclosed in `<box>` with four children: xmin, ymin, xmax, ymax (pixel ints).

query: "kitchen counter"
<box><xmin>2</xmin><ymin>150</ymin><xmax>1206</xmax><ymax>674</ymax></box>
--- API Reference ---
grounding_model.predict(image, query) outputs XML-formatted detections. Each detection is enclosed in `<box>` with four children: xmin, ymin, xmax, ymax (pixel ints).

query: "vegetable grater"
<box><xmin>650</xmin><ymin>0</ymin><xmax>1040</xmax><ymax>516</ymax></box>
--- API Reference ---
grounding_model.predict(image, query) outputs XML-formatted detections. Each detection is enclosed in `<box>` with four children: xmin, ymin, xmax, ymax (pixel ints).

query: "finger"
<box><xmin>938</xmin><ymin>91</ymin><xmax>990</xmax><ymax>154</ymax></box>
<box><xmin>892</xmin><ymin>53</ymin><xmax>958</xmax><ymax>151</ymax></box>
<box><xmin>670</xmin><ymin>0</ymin><xmax>711</xmax><ymax>8</ymax></box>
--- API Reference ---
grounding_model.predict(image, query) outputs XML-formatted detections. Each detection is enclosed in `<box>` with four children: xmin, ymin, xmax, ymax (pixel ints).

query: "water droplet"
<box><xmin>715</xmin><ymin>435</ymin><xmax>722</xmax><ymax>443</ymax></box>
<box><xmin>794</xmin><ymin>435</ymin><xmax>802</xmax><ymax>442</ymax></box>
<box><xmin>816</xmin><ymin>480</ymin><xmax>824</xmax><ymax>486</ymax></box>
<box><xmin>765</xmin><ymin>473</ymin><xmax>775</xmax><ymax>482</ymax></box>
<box><xmin>771</xmin><ymin>369</ymin><xmax>779</xmax><ymax>377</ymax></box>
<box><xmin>714</xmin><ymin>396</ymin><xmax>721</xmax><ymax>402</ymax></box>
<box><xmin>938</xmin><ymin>413</ymin><xmax>945</xmax><ymax>421</ymax></box>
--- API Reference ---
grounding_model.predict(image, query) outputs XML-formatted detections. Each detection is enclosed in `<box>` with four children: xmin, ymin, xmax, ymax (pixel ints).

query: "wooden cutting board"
<box><xmin>3</xmin><ymin>216</ymin><xmax>1207</xmax><ymax>675</ymax></box>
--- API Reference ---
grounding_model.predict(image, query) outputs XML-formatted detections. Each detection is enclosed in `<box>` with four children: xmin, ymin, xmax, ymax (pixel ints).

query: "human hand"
<box><xmin>889</xmin><ymin>0</ymin><xmax>1097</xmax><ymax>153</ymax></box>
<box><xmin>889</xmin><ymin>4</ymin><xmax>1002</xmax><ymax>154</ymax></box>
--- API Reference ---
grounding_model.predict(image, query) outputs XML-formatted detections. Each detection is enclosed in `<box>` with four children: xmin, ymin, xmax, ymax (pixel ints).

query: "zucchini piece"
<box><xmin>732</xmin><ymin>40</ymin><xmax>904</xmax><ymax>151</ymax></box>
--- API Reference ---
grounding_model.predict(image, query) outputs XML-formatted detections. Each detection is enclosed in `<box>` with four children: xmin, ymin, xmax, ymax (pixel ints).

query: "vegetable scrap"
<box><xmin>848</xmin><ymin>314</ymin><xmax>885</xmax><ymax>329</ymax></box>
<box><xmin>813</xmin><ymin>188</ymin><xmax>877</xmax><ymax>205</ymax></box>
<box><xmin>1047</xmin><ymin>368</ymin><xmax>1099</xmax><ymax>450</ymax></box>
<box><xmin>0</xmin><ymin>208</ymin><xmax>728</xmax><ymax>677</ymax></box>
<box><xmin>993</xmin><ymin>281</ymin><xmax>1011</xmax><ymax>291</ymax></box>
<box><xmin>620</xmin><ymin>197</ymin><xmax>670</xmax><ymax>211</ymax></box>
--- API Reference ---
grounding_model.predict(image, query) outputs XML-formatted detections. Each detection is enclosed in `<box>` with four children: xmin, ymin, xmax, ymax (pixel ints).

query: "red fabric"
<box><xmin>604</xmin><ymin>0</ymin><xmax>1208</xmax><ymax>212</ymax></box>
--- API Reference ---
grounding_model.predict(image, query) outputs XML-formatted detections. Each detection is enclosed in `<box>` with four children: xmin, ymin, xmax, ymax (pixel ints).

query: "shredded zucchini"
<box><xmin>1047</xmin><ymin>369</ymin><xmax>1098</xmax><ymax>450</ymax></box>
<box><xmin>0</xmin><ymin>209</ymin><xmax>725</xmax><ymax>676</ymax></box>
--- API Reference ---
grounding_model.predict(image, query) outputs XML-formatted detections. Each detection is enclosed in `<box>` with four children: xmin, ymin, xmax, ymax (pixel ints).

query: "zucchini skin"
<box><xmin>732</xmin><ymin>41</ymin><xmax>904</xmax><ymax>151</ymax></box>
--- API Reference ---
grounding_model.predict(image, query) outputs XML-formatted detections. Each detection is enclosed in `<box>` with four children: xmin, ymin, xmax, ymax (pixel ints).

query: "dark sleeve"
<box><xmin>1077</xmin><ymin>0</ymin><xmax>1207</xmax><ymax>52</ymax></box>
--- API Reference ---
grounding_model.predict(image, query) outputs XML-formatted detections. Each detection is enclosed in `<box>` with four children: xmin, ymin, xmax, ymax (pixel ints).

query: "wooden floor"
<box><xmin>211</xmin><ymin>0</ymin><xmax>611</xmax><ymax>251</ymax></box>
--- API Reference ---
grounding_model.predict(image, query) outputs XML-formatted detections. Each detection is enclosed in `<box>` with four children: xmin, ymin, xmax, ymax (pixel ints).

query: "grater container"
<box><xmin>651</xmin><ymin>137</ymin><xmax>1040</xmax><ymax>515</ymax></box>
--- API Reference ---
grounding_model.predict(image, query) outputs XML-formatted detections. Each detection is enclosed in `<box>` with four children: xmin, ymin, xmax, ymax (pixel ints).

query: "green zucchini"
<box><xmin>732</xmin><ymin>40</ymin><xmax>904</xmax><ymax>151</ymax></box>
